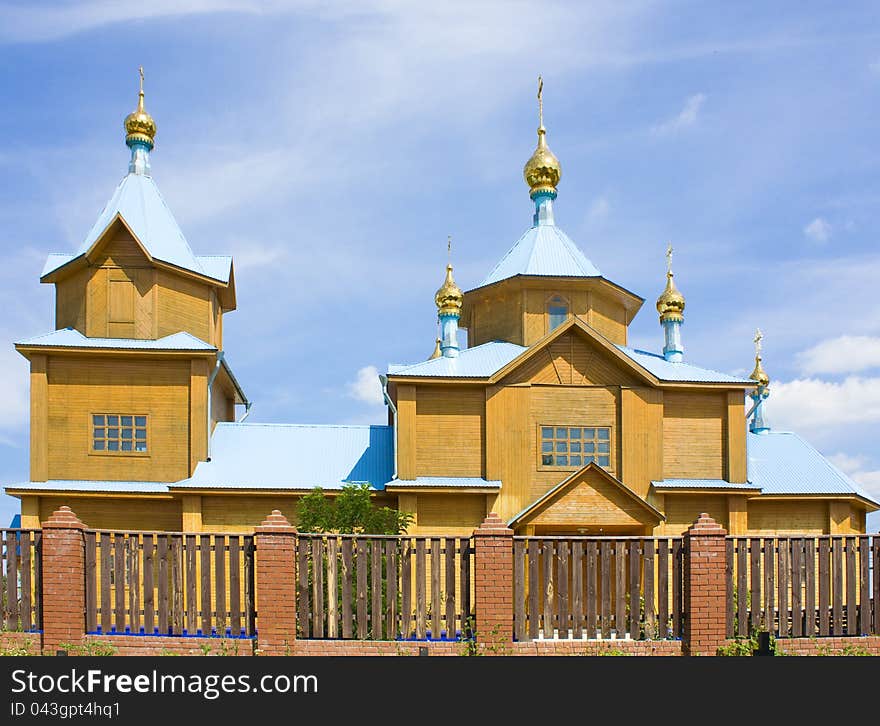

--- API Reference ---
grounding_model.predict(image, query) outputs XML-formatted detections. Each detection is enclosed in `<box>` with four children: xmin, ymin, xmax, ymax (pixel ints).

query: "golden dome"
<box><xmin>435</xmin><ymin>264</ymin><xmax>463</xmax><ymax>316</ymax></box>
<box><xmin>524</xmin><ymin>129</ymin><xmax>561</xmax><ymax>197</ymax></box>
<box><xmin>428</xmin><ymin>338</ymin><xmax>442</xmax><ymax>360</ymax></box>
<box><xmin>124</xmin><ymin>67</ymin><xmax>156</xmax><ymax>148</ymax></box>
<box><xmin>523</xmin><ymin>76</ymin><xmax>561</xmax><ymax>198</ymax></box>
<box><xmin>656</xmin><ymin>272</ymin><xmax>685</xmax><ymax>322</ymax></box>
<box><xmin>750</xmin><ymin>355</ymin><xmax>770</xmax><ymax>388</ymax></box>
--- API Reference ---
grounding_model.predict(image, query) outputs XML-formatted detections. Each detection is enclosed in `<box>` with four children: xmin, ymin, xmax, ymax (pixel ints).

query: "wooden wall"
<box><xmin>411</xmin><ymin>493</ymin><xmax>487</xmax><ymax>535</ymax></box>
<box><xmin>37</xmin><ymin>496</ymin><xmax>182</xmax><ymax>532</ymax></box>
<box><xmin>52</xmin><ymin>224</ymin><xmax>224</xmax><ymax>347</ymax></box>
<box><xmin>662</xmin><ymin>392</ymin><xmax>725</xmax><ymax>479</ymax></box>
<box><xmin>747</xmin><ymin>500</ymin><xmax>827</xmax><ymax>535</ymax></box>
<box><xmin>619</xmin><ymin>387</ymin><xmax>663</xmax><ymax>499</ymax></box>
<box><xmin>45</xmin><ymin>357</ymin><xmax>193</xmax><ymax>482</ymax></box>
<box><xmin>660</xmin><ymin>493</ymin><xmax>729</xmax><ymax>534</ymax></box>
<box><xmin>415</xmin><ymin>386</ymin><xmax>485</xmax><ymax>477</ymax></box>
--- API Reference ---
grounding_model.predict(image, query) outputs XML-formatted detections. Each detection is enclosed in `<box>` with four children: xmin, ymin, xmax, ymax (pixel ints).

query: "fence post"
<box><xmin>41</xmin><ymin>506</ymin><xmax>87</xmax><ymax>654</ymax></box>
<box><xmin>473</xmin><ymin>513</ymin><xmax>514</xmax><ymax>652</ymax></box>
<box><xmin>682</xmin><ymin>513</ymin><xmax>728</xmax><ymax>656</ymax></box>
<box><xmin>254</xmin><ymin>510</ymin><xmax>298</xmax><ymax>655</ymax></box>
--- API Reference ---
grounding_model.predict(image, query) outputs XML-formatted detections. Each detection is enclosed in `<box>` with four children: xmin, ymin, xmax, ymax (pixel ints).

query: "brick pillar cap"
<box><xmin>684</xmin><ymin>512</ymin><xmax>727</xmax><ymax>536</ymax></box>
<box><xmin>42</xmin><ymin>505</ymin><xmax>86</xmax><ymax>530</ymax></box>
<box><xmin>255</xmin><ymin>509</ymin><xmax>297</xmax><ymax>534</ymax></box>
<box><xmin>473</xmin><ymin>512</ymin><xmax>513</xmax><ymax>536</ymax></box>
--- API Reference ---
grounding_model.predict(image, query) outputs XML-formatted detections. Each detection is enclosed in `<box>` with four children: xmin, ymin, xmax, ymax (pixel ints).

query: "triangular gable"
<box><xmin>85</xmin><ymin>214</ymin><xmax>154</xmax><ymax>266</ymax></box>
<box><xmin>490</xmin><ymin>316</ymin><xmax>658</xmax><ymax>387</ymax></box>
<box><xmin>508</xmin><ymin>463</ymin><xmax>664</xmax><ymax>529</ymax></box>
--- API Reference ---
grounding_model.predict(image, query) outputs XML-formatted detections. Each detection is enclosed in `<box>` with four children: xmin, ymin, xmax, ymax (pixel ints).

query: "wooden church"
<box><xmin>7</xmin><ymin>74</ymin><xmax>877</xmax><ymax>537</ymax></box>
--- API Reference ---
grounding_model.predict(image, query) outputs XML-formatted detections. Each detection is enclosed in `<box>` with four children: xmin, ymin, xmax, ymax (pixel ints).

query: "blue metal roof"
<box><xmin>615</xmin><ymin>345</ymin><xmax>754</xmax><ymax>384</ymax></box>
<box><xmin>16</xmin><ymin>328</ymin><xmax>215</xmax><ymax>351</ymax></box>
<box><xmin>7</xmin><ymin>480</ymin><xmax>171</xmax><ymax>493</ymax></box>
<box><xmin>479</xmin><ymin>223</ymin><xmax>601</xmax><ymax>288</ymax></box>
<box><xmin>180</xmin><ymin>423</ymin><xmax>393</xmax><ymax>490</ymax></box>
<box><xmin>42</xmin><ymin>173</ymin><xmax>230</xmax><ymax>283</ymax></box>
<box><xmin>652</xmin><ymin>479</ymin><xmax>759</xmax><ymax>490</ymax></box>
<box><xmin>388</xmin><ymin>341</ymin><xmax>526</xmax><ymax>378</ymax></box>
<box><xmin>386</xmin><ymin>477</ymin><xmax>501</xmax><ymax>488</ymax></box>
<box><xmin>747</xmin><ymin>431</ymin><xmax>876</xmax><ymax>502</ymax></box>
<box><xmin>653</xmin><ymin>432</ymin><xmax>877</xmax><ymax>505</ymax></box>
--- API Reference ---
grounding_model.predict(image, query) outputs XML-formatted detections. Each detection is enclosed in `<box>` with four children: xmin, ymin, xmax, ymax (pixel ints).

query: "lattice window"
<box><xmin>92</xmin><ymin>414</ymin><xmax>148</xmax><ymax>453</ymax></box>
<box><xmin>540</xmin><ymin>426</ymin><xmax>610</xmax><ymax>468</ymax></box>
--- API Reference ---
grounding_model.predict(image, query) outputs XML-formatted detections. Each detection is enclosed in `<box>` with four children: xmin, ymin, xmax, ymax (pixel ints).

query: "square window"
<box><xmin>570</xmin><ymin>442</ymin><xmax>581</xmax><ymax>453</ymax></box>
<box><xmin>541</xmin><ymin>442</ymin><xmax>553</xmax><ymax>453</ymax></box>
<box><xmin>555</xmin><ymin>428</ymin><xmax>567</xmax><ymax>438</ymax></box>
<box><xmin>542</xmin><ymin>427</ymin><xmax>553</xmax><ymax>439</ymax></box>
<box><xmin>598</xmin><ymin>442</ymin><xmax>610</xmax><ymax>453</ymax></box>
<box><xmin>107</xmin><ymin>415</ymin><xmax>118</xmax><ymax>426</ymax></box>
<box><xmin>555</xmin><ymin>455</ymin><xmax>568</xmax><ymax>466</ymax></box>
<box><xmin>135</xmin><ymin>416</ymin><xmax>147</xmax><ymax>427</ymax></box>
<box><xmin>541</xmin><ymin>454</ymin><xmax>553</xmax><ymax>465</ymax></box>
<box><xmin>555</xmin><ymin>441</ymin><xmax>567</xmax><ymax>453</ymax></box>
<box><xmin>93</xmin><ymin>440</ymin><xmax>105</xmax><ymax>451</ymax></box>
<box><xmin>584</xmin><ymin>428</ymin><xmax>595</xmax><ymax>439</ymax></box>
<box><xmin>568</xmin><ymin>428</ymin><xmax>581</xmax><ymax>439</ymax></box>
<box><xmin>598</xmin><ymin>455</ymin><xmax>610</xmax><ymax>467</ymax></box>
<box><xmin>93</xmin><ymin>415</ymin><xmax>105</xmax><ymax>426</ymax></box>
<box><xmin>108</xmin><ymin>441</ymin><xmax>119</xmax><ymax>451</ymax></box>
<box><xmin>598</xmin><ymin>429</ymin><xmax>610</xmax><ymax>440</ymax></box>
<box><xmin>570</xmin><ymin>455</ymin><xmax>582</xmax><ymax>466</ymax></box>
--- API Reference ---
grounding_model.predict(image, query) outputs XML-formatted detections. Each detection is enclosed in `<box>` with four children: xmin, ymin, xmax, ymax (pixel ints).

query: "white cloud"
<box><xmin>650</xmin><ymin>93</ymin><xmax>706</xmax><ymax>135</ymax></box>
<box><xmin>827</xmin><ymin>453</ymin><xmax>880</xmax><ymax>499</ymax></box>
<box><xmin>346</xmin><ymin>365</ymin><xmax>384</xmax><ymax>406</ymax></box>
<box><xmin>803</xmin><ymin>216</ymin><xmax>832</xmax><ymax>243</ymax></box>
<box><xmin>587</xmin><ymin>195</ymin><xmax>610</xmax><ymax>221</ymax></box>
<box><xmin>0</xmin><ymin>348</ymin><xmax>30</xmax><ymax>433</ymax></box>
<box><xmin>769</xmin><ymin>376</ymin><xmax>880</xmax><ymax>430</ymax></box>
<box><xmin>796</xmin><ymin>335</ymin><xmax>880</xmax><ymax>375</ymax></box>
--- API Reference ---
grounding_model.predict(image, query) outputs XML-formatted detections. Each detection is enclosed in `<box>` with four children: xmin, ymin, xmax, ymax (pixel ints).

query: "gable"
<box><xmin>502</xmin><ymin>329</ymin><xmax>642</xmax><ymax>386</ymax></box>
<box><xmin>89</xmin><ymin>220</ymin><xmax>152</xmax><ymax>269</ymax></box>
<box><xmin>511</xmin><ymin>464</ymin><xmax>662</xmax><ymax>528</ymax></box>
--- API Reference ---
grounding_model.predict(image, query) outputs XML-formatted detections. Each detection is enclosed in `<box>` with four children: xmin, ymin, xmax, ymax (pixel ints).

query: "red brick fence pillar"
<box><xmin>682</xmin><ymin>513</ymin><xmax>728</xmax><ymax>656</ymax></box>
<box><xmin>473</xmin><ymin>513</ymin><xmax>514</xmax><ymax>651</ymax></box>
<box><xmin>41</xmin><ymin>506</ymin><xmax>87</xmax><ymax>654</ymax></box>
<box><xmin>254</xmin><ymin>510</ymin><xmax>298</xmax><ymax>655</ymax></box>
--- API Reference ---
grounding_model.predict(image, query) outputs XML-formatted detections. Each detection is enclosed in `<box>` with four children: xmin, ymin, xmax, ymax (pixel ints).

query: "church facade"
<box><xmin>7</xmin><ymin>76</ymin><xmax>877</xmax><ymax>537</ymax></box>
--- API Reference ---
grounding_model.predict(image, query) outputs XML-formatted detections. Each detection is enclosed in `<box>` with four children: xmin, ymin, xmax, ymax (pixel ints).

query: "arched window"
<box><xmin>547</xmin><ymin>295</ymin><xmax>569</xmax><ymax>332</ymax></box>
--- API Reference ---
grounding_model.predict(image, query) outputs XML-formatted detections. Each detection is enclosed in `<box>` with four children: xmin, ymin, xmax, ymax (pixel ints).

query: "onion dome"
<box><xmin>428</xmin><ymin>338</ymin><xmax>442</xmax><ymax>360</ymax></box>
<box><xmin>656</xmin><ymin>272</ymin><xmax>686</xmax><ymax>323</ymax></box>
<box><xmin>124</xmin><ymin>67</ymin><xmax>156</xmax><ymax>149</ymax></box>
<box><xmin>435</xmin><ymin>264</ymin><xmax>463</xmax><ymax>316</ymax></box>
<box><xmin>750</xmin><ymin>329</ymin><xmax>770</xmax><ymax>387</ymax></box>
<box><xmin>523</xmin><ymin>76</ymin><xmax>561</xmax><ymax>198</ymax></box>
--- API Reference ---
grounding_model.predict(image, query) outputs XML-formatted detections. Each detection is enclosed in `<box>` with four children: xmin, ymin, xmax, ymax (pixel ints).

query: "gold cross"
<box><xmin>665</xmin><ymin>243</ymin><xmax>673</xmax><ymax>275</ymax></box>
<box><xmin>754</xmin><ymin>328</ymin><xmax>763</xmax><ymax>356</ymax></box>
<box><xmin>138</xmin><ymin>66</ymin><xmax>144</xmax><ymax>94</ymax></box>
<box><xmin>537</xmin><ymin>75</ymin><xmax>544</xmax><ymax>128</ymax></box>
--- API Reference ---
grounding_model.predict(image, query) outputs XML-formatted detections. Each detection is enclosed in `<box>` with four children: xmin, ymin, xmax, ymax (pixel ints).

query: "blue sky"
<box><xmin>0</xmin><ymin>1</ymin><xmax>878</xmax><ymax>530</ymax></box>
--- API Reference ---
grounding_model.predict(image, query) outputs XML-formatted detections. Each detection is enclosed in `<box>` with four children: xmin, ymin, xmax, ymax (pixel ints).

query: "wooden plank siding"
<box><xmin>725</xmin><ymin>535</ymin><xmax>879</xmax><ymax>639</ymax></box>
<box><xmin>512</xmin><ymin>537</ymin><xmax>683</xmax><ymax>641</ymax></box>
<box><xmin>294</xmin><ymin>534</ymin><xmax>474</xmax><ymax>641</ymax></box>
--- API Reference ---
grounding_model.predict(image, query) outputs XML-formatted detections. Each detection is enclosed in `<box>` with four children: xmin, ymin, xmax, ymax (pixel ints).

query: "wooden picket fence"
<box><xmin>513</xmin><ymin>536</ymin><xmax>683</xmax><ymax>641</ymax></box>
<box><xmin>1</xmin><ymin>529</ymin><xmax>41</xmax><ymax>632</ymax></box>
<box><xmin>726</xmin><ymin>535</ymin><xmax>879</xmax><ymax>638</ymax></box>
<box><xmin>296</xmin><ymin>534</ymin><xmax>473</xmax><ymax>641</ymax></box>
<box><xmin>84</xmin><ymin>530</ymin><xmax>256</xmax><ymax>637</ymax></box>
